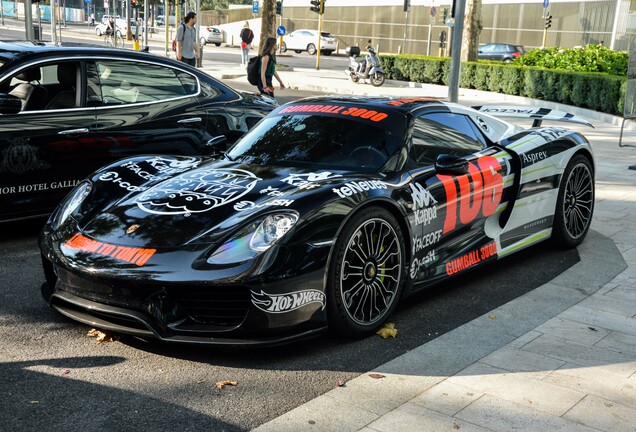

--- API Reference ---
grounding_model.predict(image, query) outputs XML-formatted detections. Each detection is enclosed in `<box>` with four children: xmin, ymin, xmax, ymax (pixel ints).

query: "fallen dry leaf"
<box><xmin>488</xmin><ymin>314</ymin><xmax>497</xmax><ymax>320</ymax></box>
<box><xmin>368</xmin><ymin>373</ymin><xmax>385</xmax><ymax>379</ymax></box>
<box><xmin>60</xmin><ymin>369</ymin><xmax>70</xmax><ymax>376</ymax></box>
<box><xmin>452</xmin><ymin>423</ymin><xmax>461</xmax><ymax>429</ymax></box>
<box><xmin>215</xmin><ymin>380</ymin><xmax>238</xmax><ymax>390</ymax></box>
<box><xmin>336</xmin><ymin>380</ymin><xmax>346</xmax><ymax>387</ymax></box>
<box><xmin>376</xmin><ymin>322</ymin><xmax>398</xmax><ymax>339</ymax></box>
<box><xmin>87</xmin><ymin>328</ymin><xmax>120</xmax><ymax>343</ymax></box>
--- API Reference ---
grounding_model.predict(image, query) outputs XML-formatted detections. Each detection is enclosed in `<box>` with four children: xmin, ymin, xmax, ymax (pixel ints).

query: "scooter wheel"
<box><xmin>350</xmin><ymin>74</ymin><xmax>359</xmax><ymax>83</ymax></box>
<box><xmin>371</xmin><ymin>73</ymin><xmax>385</xmax><ymax>87</ymax></box>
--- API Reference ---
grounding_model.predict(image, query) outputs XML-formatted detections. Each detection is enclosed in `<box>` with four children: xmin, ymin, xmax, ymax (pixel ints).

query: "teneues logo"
<box><xmin>251</xmin><ymin>289</ymin><xmax>326</xmax><ymax>313</ymax></box>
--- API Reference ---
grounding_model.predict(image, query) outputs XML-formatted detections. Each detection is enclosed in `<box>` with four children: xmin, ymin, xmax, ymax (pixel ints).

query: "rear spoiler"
<box><xmin>473</xmin><ymin>106</ymin><xmax>594</xmax><ymax>128</ymax></box>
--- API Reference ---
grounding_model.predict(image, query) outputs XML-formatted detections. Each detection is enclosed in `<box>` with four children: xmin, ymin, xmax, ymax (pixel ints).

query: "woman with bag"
<box><xmin>239</xmin><ymin>22</ymin><xmax>254</xmax><ymax>66</ymax></box>
<box><xmin>258</xmin><ymin>36</ymin><xmax>285</xmax><ymax>98</ymax></box>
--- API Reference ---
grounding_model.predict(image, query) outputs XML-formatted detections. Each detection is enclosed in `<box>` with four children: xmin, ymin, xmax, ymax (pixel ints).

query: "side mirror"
<box><xmin>0</xmin><ymin>93</ymin><xmax>22</xmax><ymax>114</ymax></box>
<box><xmin>434</xmin><ymin>154</ymin><xmax>468</xmax><ymax>175</ymax></box>
<box><xmin>206</xmin><ymin>135</ymin><xmax>227</xmax><ymax>155</ymax></box>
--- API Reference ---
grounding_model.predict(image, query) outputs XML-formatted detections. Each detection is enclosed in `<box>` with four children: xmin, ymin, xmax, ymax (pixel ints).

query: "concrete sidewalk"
<box><xmin>198</xmin><ymin>63</ymin><xmax>636</xmax><ymax>432</ymax></box>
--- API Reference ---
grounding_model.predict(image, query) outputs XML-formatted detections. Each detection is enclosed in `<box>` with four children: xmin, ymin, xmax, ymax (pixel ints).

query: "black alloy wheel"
<box><xmin>327</xmin><ymin>208</ymin><xmax>405</xmax><ymax>337</ymax></box>
<box><xmin>552</xmin><ymin>154</ymin><xmax>595</xmax><ymax>248</ymax></box>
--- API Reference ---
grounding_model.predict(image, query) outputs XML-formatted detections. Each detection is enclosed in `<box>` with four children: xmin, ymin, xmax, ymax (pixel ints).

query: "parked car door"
<box><xmin>0</xmin><ymin>60</ymin><xmax>98</xmax><ymax>221</ymax></box>
<box><xmin>407</xmin><ymin>111</ymin><xmax>511</xmax><ymax>284</ymax></box>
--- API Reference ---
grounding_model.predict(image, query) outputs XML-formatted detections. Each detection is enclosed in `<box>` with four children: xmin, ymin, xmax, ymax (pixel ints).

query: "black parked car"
<box><xmin>0</xmin><ymin>42</ymin><xmax>276</xmax><ymax>222</ymax></box>
<box><xmin>40</xmin><ymin>96</ymin><xmax>595</xmax><ymax>346</ymax></box>
<box><xmin>477</xmin><ymin>43</ymin><xmax>526</xmax><ymax>62</ymax></box>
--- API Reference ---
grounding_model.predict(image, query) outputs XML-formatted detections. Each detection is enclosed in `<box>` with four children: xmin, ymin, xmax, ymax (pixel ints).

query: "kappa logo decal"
<box><xmin>135</xmin><ymin>168</ymin><xmax>261</xmax><ymax>215</ymax></box>
<box><xmin>251</xmin><ymin>289</ymin><xmax>326</xmax><ymax>314</ymax></box>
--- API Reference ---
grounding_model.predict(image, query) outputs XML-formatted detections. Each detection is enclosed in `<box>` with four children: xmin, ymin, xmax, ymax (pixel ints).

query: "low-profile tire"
<box><xmin>307</xmin><ymin>43</ymin><xmax>317</xmax><ymax>55</ymax></box>
<box><xmin>327</xmin><ymin>207</ymin><xmax>406</xmax><ymax>338</ymax></box>
<box><xmin>551</xmin><ymin>154</ymin><xmax>594</xmax><ymax>248</ymax></box>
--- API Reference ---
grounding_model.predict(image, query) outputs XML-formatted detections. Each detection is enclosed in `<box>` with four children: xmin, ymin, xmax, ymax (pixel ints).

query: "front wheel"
<box><xmin>371</xmin><ymin>72</ymin><xmax>385</xmax><ymax>87</ymax></box>
<box><xmin>200</xmin><ymin>37</ymin><xmax>207</xmax><ymax>46</ymax></box>
<box><xmin>307</xmin><ymin>43</ymin><xmax>317</xmax><ymax>55</ymax></box>
<box><xmin>327</xmin><ymin>208</ymin><xmax>406</xmax><ymax>337</ymax></box>
<box><xmin>280</xmin><ymin>42</ymin><xmax>287</xmax><ymax>53</ymax></box>
<box><xmin>551</xmin><ymin>155</ymin><xmax>594</xmax><ymax>248</ymax></box>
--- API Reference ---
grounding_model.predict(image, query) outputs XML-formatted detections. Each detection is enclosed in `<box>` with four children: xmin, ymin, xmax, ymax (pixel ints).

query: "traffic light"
<box><xmin>544</xmin><ymin>14</ymin><xmax>552</xmax><ymax>29</ymax></box>
<box><xmin>276</xmin><ymin>1</ymin><xmax>282</xmax><ymax>15</ymax></box>
<box><xmin>310</xmin><ymin>0</ymin><xmax>324</xmax><ymax>14</ymax></box>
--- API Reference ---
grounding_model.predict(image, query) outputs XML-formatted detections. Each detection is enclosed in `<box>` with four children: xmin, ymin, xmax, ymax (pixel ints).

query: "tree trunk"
<box><xmin>260</xmin><ymin>0</ymin><xmax>276</xmax><ymax>49</ymax></box>
<box><xmin>461</xmin><ymin>0</ymin><xmax>482</xmax><ymax>62</ymax></box>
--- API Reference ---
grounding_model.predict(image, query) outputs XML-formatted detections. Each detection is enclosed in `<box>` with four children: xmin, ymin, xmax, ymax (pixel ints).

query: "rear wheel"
<box><xmin>322</xmin><ymin>50</ymin><xmax>333</xmax><ymax>56</ymax></box>
<box><xmin>307</xmin><ymin>43</ymin><xmax>317</xmax><ymax>55</ymax></box>
<box><xmin>280</xmin><ymin>42</ymin><xmax>287</xmax><ymax>53</ymax></box>
<box><xmin>294</xmin><ymin>50</ymin><xmax>302</xmax><ymax>54</ymax></box>
<box><xmin>552</xmin><ymin>155</ymin><xmax>594</xmax><ymax>248</ymax></box>
<box><xmin>327</xmin><ymin>208</ymin><xmax>405</xmax><ymax>337</ymax></box>
<box><xmin>214</xmin><ymin>43</ymin><xmax>221</xmax><ymax>47</ymax></box>
<box><xmin>200</xmin><ymin>37</ymin><xmax>207</xmax><ymax>46</ymax></box>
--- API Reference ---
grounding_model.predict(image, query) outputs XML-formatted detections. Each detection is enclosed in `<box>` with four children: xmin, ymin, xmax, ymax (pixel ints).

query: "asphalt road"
<box><xmin>1</xmin><ymin>215</ymin><xmax>578</xmax><ymax>432</ymax></box>
<box><xmin>0</xmin><ymin>27</ymin><xmax>580</xmax><ymax>430</ymax></box>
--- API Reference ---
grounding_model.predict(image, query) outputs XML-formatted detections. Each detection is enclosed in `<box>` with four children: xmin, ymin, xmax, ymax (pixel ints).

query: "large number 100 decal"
<box><xmin>437</xmin><ymin>155</ymin><xmax>504</xmax><ymax>234</ymax></box>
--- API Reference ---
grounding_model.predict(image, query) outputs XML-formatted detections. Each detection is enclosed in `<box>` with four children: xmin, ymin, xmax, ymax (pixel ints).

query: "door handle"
<box><xmin>178</xmin><ymin>117</ymin><xmax>202</xmax><ymax>124</ymax></box>
<box><xmin>58</xmin><ymin>128</ymin><xmax>89</xmax><ymax>135</ymax></box>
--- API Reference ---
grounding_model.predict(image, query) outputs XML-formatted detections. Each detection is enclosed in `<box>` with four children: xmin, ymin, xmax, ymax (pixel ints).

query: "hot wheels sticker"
<box><xmin>251</xmin><ymin>289</ymin><xmax>326</xmax><ymax>313</ymax></box>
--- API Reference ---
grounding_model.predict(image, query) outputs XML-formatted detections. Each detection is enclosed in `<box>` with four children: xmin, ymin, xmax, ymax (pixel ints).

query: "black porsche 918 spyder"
<box><xmin>39</xmin><ymin>96</ymin><xmax>595</xmax><ymax>346</ymax></box>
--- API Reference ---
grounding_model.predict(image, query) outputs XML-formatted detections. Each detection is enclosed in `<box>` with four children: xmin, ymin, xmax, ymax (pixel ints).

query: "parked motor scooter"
<box><xmin>345</xmin><ymin>44</ymin><xmax>386</xmax><ymax>87</ymax></box>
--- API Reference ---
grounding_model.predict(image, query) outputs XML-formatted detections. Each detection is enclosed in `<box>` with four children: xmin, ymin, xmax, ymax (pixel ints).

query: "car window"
<box><xmin>1</xmin><ymin>60</ymin><xmax>84</xmax><ymax>112</ymax></box>
<box><xmin>411</xmin><ymin>114</ymin><xmax>484</xmax><ymax>166</ymax></box>
<box><xmin>320</xmin><ymin>32</ymin><xmax>332</xmax><ymax>38</ymax></box>
<box><xmin>91</xmin><ymin>60</ymin><xmax>199</xmax><ymax>106</ymax></box>
<box><xmin>227</xmin><ymin>114</ymin><xmax>402</xmax><ymax>172</ymax></box>
<box><xmin>480</xmin><ymin>44</ymin><xmax>495</xmax><ymax>52</ymax></box>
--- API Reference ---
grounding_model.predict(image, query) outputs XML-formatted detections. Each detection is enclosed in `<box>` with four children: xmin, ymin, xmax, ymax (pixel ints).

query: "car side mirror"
<box><xmin>434</xmin><ymin>154</ymin><xmax>468</xmax><ymax>175</ymax></box>
<box><xmin>206</xmin><ymin>135</ymin><xmax>227</xmax><ymax>155</ymax></box>
<box><xmin>0</xmin><ymin>93</ymin><xmax>22</xmax><ymax>114</ymax></box>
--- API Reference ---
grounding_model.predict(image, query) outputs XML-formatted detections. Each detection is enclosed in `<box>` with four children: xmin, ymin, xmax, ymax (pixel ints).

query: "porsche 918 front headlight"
<box><xmin>207</xmin><ymin>212</ymin><xmax>299</xmax><ymax>264</ymax></box>
<box><xmin>50</xmin><ymin>181</ymin><xmax>92</xmax><ymax>230</ymax></box>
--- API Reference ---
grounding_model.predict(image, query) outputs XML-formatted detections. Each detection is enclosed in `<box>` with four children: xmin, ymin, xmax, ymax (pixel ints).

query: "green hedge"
<box><xmin>379</xmin><ymin>54</ymin><xmax>626</xmax><ymax>115</ymax></box>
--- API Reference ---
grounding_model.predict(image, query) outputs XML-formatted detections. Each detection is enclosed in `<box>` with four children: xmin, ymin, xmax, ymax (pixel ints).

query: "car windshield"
<box><xmin>227</xmin><ymin>114</ymin><xmax>403</xmax><ymax>172</ymax></box>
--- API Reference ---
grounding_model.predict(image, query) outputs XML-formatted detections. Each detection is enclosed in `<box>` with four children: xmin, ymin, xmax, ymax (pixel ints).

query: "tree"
<box><xmin>259</xmin><ymin>0</ymin><xmax>276</xmax><ymax>48</ymax></box>
<box><xmin>461</xmin><ymin>0</ymin><xmax>482</xmax><ymax>62</ymax></box>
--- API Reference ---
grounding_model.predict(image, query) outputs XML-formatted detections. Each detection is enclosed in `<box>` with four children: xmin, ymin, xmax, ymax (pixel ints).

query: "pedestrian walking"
<box><xmin>90</xmin><ymin>13</ymin><xmax>95</xmax><ymax>26</ymax></box>
<box><xmin>176</xmin><ymin>11</ymin><xmax>200</xmax><ymax>67</ymax></box>
<box><xmin>240</xmin><ymin>21</ymin><xmax>254</xmax><ymax>66</ymax></box>
<box><xmin>258</xmin><ymin>36</ymin><xmax>285</xmax><ymax>98</ymax></box>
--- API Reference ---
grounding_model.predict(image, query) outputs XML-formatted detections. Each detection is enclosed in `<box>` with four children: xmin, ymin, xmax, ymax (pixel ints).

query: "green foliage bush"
<box><xmin>378</xmin><ymin>50</ymin><xmax>627</xmax><ymax>115</ymax></box>
<box><xmin>517</xmin><ymin>44</ymin><xmax>627</xmax><ymax>76</ymax></box>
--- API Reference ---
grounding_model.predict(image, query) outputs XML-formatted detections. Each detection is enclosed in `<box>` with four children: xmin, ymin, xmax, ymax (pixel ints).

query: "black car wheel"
<box><xmin>307</xmin><ymin>43</ymin><xmax>317</xmax><ymax>55</ymax></box>
<box><xmin>294</xmin><ymin>50</ymin><xmax>302</xmax><ymax>54</ymax></box>
<box><xmin>214</xmin><ymin>43</ymin><xmax>221</xmax><ymax>47</ymax></box>
<box><xmin>327</xmin><ymin>208</ymin><xmax>405</xmax><ymax>337</ymax></box>
<box><xmin>552</xmin><ymin>155</ymin><xmax>594</xmax><ymax>248</ymax></box>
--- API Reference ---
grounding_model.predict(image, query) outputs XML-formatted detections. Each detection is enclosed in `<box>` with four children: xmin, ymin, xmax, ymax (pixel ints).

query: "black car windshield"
<box><xmin>227</xmin><ymin>114</ymin><xmax>403</xmax><ymax>172</ymax></box>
